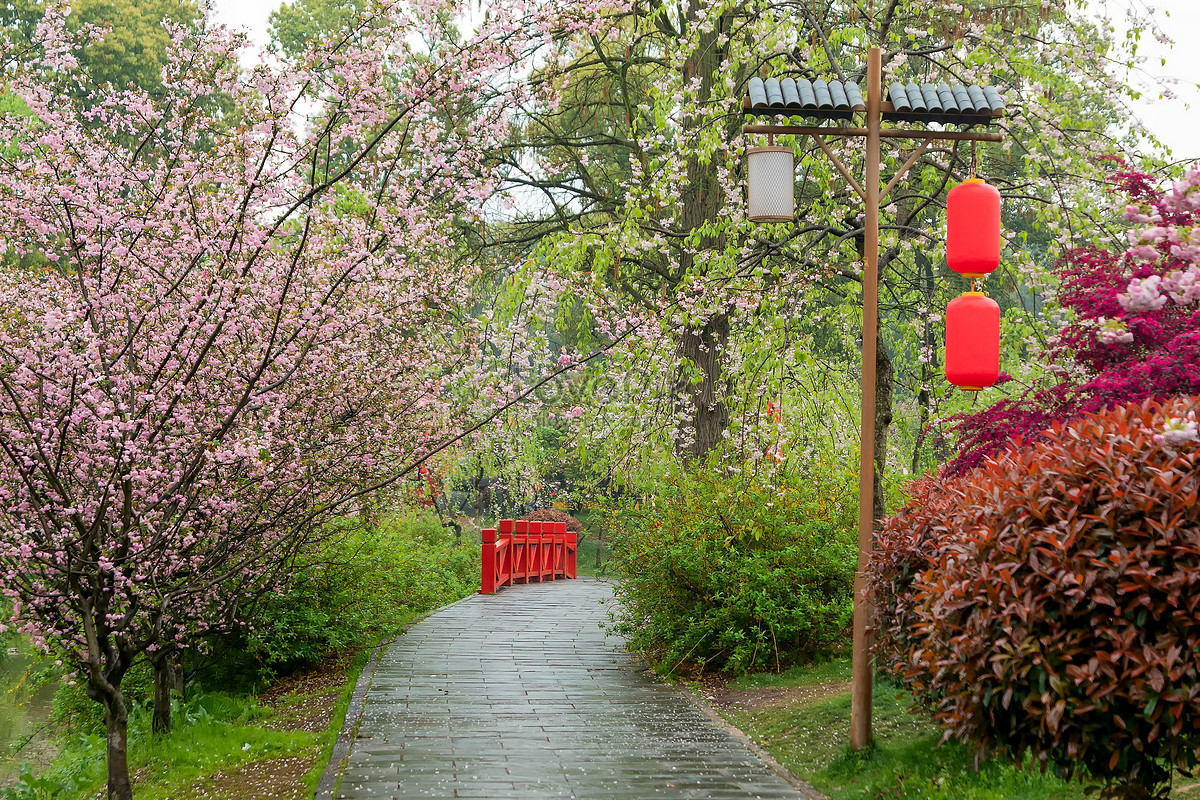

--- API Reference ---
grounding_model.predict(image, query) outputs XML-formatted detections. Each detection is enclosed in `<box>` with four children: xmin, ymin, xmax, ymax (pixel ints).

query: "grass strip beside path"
<box><xmin>703</xmin><ymin>658</ymin><xmax>1092</xmax><ymax>800</ymax></box>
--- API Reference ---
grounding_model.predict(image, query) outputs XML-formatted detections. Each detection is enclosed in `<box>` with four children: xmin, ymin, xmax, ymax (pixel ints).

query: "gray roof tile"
<box><xmin>884</xmin><ymin>81</ymin><xmax>1005</xmax><ymax>123</ymax></box>
<box><xmin>746</xmin><ymin>75</ymin><xmax>1004</xmax><ymax>125</ymax></box>
<box><xmin>746</xmin><ymin>76</ymin><xmax>862</xmax><ymax>121</ymax></box>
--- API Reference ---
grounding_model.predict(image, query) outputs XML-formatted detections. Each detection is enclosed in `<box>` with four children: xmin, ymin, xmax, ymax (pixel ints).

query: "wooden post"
<box><xmin>566</xmin><ymin>529</ymin><xmax>577</xmax><ymax>579</ymax></box>
<box><xmin>850</xmin><ymin>46</ymin><xmax>883</xmax><ymax>752</ymax></box>
<box><xmin>514</xmin><ymin>519</ymin><xmax>529</xmax><ymax>584</ymax></box>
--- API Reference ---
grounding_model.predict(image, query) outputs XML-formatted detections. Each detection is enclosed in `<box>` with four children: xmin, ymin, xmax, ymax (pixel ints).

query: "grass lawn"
<box><xmin>710</xmin><ymin>658</ymin><xmax>1108</xmax><ymax>800</ymax></box>
<box><xmin>1</xmin><ymin>650</ymin><xmax>368</xmax><ymax>800</ymax></box>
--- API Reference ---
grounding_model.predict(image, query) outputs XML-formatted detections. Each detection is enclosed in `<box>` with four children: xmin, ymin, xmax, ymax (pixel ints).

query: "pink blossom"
<box><xmin>1119</xmin><ymin>275</ymin><xmax>1169</xmax><ymax>312</ymax></box>
<box><xmin>1096</xmin><ymin>317</ymin><xmax>1134</xmax><ymax>345</ymax></box>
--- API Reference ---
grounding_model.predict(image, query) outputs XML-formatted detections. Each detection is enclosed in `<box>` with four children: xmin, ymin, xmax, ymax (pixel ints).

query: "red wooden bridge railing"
<box><xmin>479</xmin><ymin>519</ymin><xmax>577</xmax><ymax>594</ymax></box>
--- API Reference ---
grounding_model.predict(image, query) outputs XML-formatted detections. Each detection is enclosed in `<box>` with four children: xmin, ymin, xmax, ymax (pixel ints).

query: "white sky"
<box><xmin>206</xmin><ymin>0</ymin><xmax>276</xmax><ymax>50</ymax></box>
<box><xmin>206</xmin><ymin>0</ymin><xmax>1200</xmax><ymax>160</ymax></box>
<box><xmin>1102</xmin><ymin>0</ymin><xmax>1200</xmax><ymax>161</ymax></box>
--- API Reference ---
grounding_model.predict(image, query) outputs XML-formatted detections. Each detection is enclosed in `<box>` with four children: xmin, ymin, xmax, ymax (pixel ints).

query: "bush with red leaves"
<box><xmin>520</xmin><ymin>508</ymin><xmax>583</xmax><ymax>534</ymax></box>
<box><xmin>871</xmin><ymin>397</ymin><xmax>1200</xmax><ymax>799</ymax></box>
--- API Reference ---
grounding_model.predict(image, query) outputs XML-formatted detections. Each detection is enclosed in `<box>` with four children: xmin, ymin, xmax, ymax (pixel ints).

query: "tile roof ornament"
<box><xmin>745</xmin><ymin>75</ymin><xmax>1005</xmax><ymax>126</ymax></box>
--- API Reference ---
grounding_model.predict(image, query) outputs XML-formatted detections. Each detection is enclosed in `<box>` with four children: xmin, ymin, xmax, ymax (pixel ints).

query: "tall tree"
<box><xmin>269</xmin><ymin>0</ymin><xmax>370</xmax><ymax>62</ymax></box>
<box><xmin>2</xmin><ymin>0</ymin><xmax>202</xmax><ymax>98</ymax></box>
<box><xmin>489</xmin><ymin>0</ymin><xmax>1156</xmax><ymax>502</ymax></box>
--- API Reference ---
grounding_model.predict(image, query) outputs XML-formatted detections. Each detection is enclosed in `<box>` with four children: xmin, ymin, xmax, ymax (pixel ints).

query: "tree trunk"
<box><xmin>84</xmin><ymin>636</ymin><xmax>134</xmax><ymax>800</ymax></box>
<box><xmin>911</xmin><ymin>251</ymin><xmax>935</xmax><ymax>475</ymax></box>
<box><xmin>673</xmin><ymin>12</ymin><xmax>732</xmax><ymax>463</ymax></box>
<box><xmin>86</xmin><ymin>678</ymin><xmax>133</xmax><ymax>800</ymax></box>
<box><xmin>151</xmin><ymin>650</ymin><xmax>174</xmax><ymax>734</ymax></box>
<box><xmin>104</xmin><ymin>696</ymin><xmax>133</xmax><ymax>800</ymax></box>
<box><xmin>675</xmin><ymin>312</ymin><xmax>731</xmax><ymax>461</ymax></box>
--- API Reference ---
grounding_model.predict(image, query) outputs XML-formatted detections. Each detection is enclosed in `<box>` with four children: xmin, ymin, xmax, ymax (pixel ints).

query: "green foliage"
<box><xmin>0</xmin><ymin>600</ymin><xmax>15</xmax><ymax>654</ymax></box>
<box><xmin>234</xmin><ymin>512</ymin><xmax>479</xmax><ymax>676</ymax></box>
<box><xmin>607</xmin><ymin>461</ymin><xmax>857</xmax><ymax>675</ymax></box>
<box><xmin>870</xmin><ymin>397</ymin><xmax>1200</xmax><ymax>800</ymax></box>
<box><xmin>269</xmin><ymin>0</ymin><xmax>370</xmax><ymax>63</ymax></box>
<box><xmin>1</xmin><ymin>0</ymin><xmax>202</xmax><ymax>98</ymax></box>
<box><xmin>73</xmin><ymin>0</ymin><xmax>201</xmax><ymax>94</ymax></box>
<box><xmin>49</xmin><ymin>661</ymin><xmax>152</xmax><ymax>736</ymax></box>
<box><xmin>0</xmin><ymin>761</ymin><xmax>86</xmax><ymax>800</ymax></box>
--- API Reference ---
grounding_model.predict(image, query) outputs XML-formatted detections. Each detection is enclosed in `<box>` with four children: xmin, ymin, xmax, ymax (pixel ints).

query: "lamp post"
<box><xmin>744</xmin><ymin>47</ymin><xmax>1005</xmax><ymax>749</ymax></box>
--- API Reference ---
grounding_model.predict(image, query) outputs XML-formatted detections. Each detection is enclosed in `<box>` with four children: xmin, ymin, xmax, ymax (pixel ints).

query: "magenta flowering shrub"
<box><xmin>945</xmin><ymin>167</ymin><xmax>1200</xmax><ymax>474</ymax></box>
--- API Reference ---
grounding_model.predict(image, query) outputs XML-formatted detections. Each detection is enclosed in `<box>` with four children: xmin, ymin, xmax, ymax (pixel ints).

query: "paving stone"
<box><xmin>333</xmin><ymin>579</ymin><xmax>814</xmax><ymax>799</ymax></box>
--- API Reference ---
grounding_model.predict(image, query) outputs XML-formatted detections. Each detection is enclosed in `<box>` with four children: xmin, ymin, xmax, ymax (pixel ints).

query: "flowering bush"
<box><xmin>0</xmin><ymin>1</ymin><xmax>620</xmax><ymax>795</ymax></box>
<box><xmin>872</xmin><ymin>397</ymin><xmax>1200</xmax><ymax>799</ymax></box>
<box><xmin>520</xmin><ymin>508</ymin><xmax>584</xmax><ymax>534</ymax></box>
<box><xmin>945</xmin><ymin>169</ymin><xmax>1200</xmax><ymax>474</ymax></box>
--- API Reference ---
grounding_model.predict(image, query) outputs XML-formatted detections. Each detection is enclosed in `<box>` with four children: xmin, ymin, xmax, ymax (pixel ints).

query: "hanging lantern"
<box><xmin>946</xmin><ymin>178</ymin><xmax>1001</xmax><ymax>277</ymax></box>
<box><xmin>747</xmin><ymin>146</ymin><xmax>795</xmax><ymax>222</ymax></box>
<box><xmin>945</xmin><ymin>292</ymin><xmax>1000</xmax><ymax>391</ymax></box>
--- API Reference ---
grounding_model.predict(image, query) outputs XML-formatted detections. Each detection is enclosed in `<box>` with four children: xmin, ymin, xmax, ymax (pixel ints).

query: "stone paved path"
<box><xmin>331</xmin><ymin>578</ymin><xmax>818</xmax><ymax>800</ymax></box>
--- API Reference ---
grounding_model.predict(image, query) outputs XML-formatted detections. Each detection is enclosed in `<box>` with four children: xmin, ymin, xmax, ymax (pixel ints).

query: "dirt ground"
<box><xmin>697</xmin><ymin>675</ymin><xmax>852</xmax><ymax>713</ymax></box>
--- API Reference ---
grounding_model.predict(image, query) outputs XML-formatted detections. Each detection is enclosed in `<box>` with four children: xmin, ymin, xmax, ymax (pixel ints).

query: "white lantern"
<box><xmin>747</xmin><ymin>146</ymin><xmax>795</xmax><ymax>222</ymax></box>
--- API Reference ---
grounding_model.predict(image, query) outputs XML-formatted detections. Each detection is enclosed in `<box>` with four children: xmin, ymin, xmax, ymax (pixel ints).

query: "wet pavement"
<box><xmin>330</xmin><ymin>578</ymin><xmax>818</xmax><ymax>800</ymax></box>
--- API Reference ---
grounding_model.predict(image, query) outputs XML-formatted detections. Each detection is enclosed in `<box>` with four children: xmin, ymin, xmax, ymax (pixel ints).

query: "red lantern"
<box><xmin>946</xmin><ymin>178</ymin><xmax>1001</xmax><ymax>277</ymax></box>
<box><xmin>945</xmin><ymin>292</ymin><xmax>1000</xmax><ymax>391</ymax></box>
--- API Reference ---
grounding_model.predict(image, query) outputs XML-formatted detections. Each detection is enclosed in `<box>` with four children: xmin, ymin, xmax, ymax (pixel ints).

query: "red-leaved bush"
<box><xmin>871</xmin><ymin>397</ymin><xmax>1200</xmax><ymax>799</ymax></box>
<box><xmin>520</xmin><ymin>508</ymin><xmax>584</xmax><ymax>534</ymax></box>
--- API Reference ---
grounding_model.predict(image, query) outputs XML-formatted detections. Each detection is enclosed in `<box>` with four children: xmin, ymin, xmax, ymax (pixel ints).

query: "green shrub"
<box><xmin>232</xmin><ymin>512</ymin><xmax>479</xmax><ymax>676</ymax></box>
<box><xmin>0</xmin><ymin>599</ymin><xmax>18</xmax><ymax>658</ymax></box>
<box><xmin>869</xmin><ymin>397</ymin><xmax>1200</xmax><ymax>800</ymax></box>
<box><xmin>607</xmin><ymin>462</ymin><xmax>857</xmax><ymax>675</ymax></box>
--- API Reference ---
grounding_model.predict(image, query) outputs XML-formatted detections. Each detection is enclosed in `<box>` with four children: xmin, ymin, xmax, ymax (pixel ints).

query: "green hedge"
<box><xmin>235</xmin><ymin>512</ymin><xmax>479</xmax><ymax>675</ymax></box>
<box><xmin>607</xmin><ymin>464</ymin><xmax>857</xmax><ymax>675</ymax></box>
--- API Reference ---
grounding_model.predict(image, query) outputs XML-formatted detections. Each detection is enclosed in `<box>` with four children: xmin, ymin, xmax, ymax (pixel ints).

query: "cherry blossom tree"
<box><xmin>0</xmin><ymin>0</ymin><xmax>619</xmax><ymax>795</ymax></box>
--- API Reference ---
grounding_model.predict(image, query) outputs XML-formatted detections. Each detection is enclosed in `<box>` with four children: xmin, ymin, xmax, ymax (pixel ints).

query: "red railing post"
<box><xmin>498</xmin><ymin>519</ymin><xmax>514</xmax><ymax>589</ymax></box>
<box><xmin>528</xmin><ymin>521</ymin><xmax>543</xmax><ymax>582</ymax></box>
<box><xmin>566</xmin><ymin>527</ymin><xmax>577</xmax><ymax>579</ymax></box>
<box><xmin>480</xmin><ymin>527</ymin><xmax>497</xmax><ymax>594</ymax></box>
<box><xmin>551</xmin><ymin>521</ymin><xmax>566</xmax><ymax>578</ymax></box>
<box><xmin>539</xmin><ymin>521</ymin><xmax>554</xmax><ymax>581</ymax></box>
<box><xmin>514</xmin><ymin>519</ymin><xmax>529</xmax><ymax>584</ymax></box>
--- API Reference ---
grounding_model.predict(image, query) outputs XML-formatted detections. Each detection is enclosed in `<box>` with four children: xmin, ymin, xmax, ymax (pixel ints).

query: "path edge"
<box><xmin>677</xmin><ymin>680</ymin><xmax>829</xmax><ymax>800</ymax></box>
<box><xmin>313</xmin><ymin>592</ymin><xmax>480</xmax><ymax>800</ymax></box>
